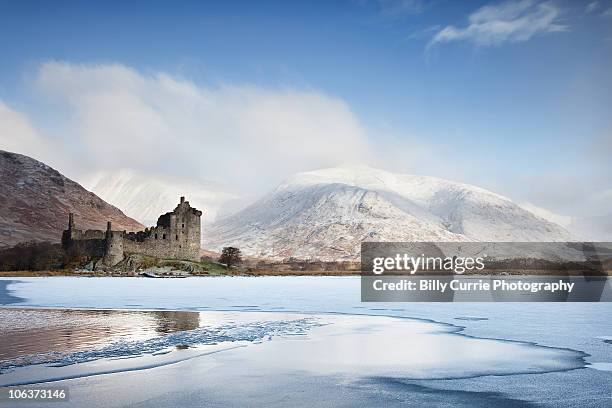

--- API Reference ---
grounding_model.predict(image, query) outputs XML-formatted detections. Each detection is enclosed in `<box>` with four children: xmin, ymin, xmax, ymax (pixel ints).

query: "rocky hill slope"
<box><xmin>0</xmin><ymin>150</ymin><xmax>144</xmax><ymax>247</ymax></box>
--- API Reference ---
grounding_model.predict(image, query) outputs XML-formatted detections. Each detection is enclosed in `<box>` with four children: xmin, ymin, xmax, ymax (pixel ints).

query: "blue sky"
<box><xmin>0</xmin><ymin>0</ymin><xmax>611</xmax><ymax>218</ymax></box>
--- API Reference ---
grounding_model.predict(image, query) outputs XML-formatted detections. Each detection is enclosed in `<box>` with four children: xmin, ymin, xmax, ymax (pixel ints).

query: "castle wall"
<box><xmin>122</xmin><ymin>198</ymin><xmax>201</xmax><ymax>261</ymax></box>
<box><xmin>62</xmin><ymin>197</ymin><xmax>202</xmax><ymax>267</ymax></box>
<box><xmin>62</xmin><ymin>229</ymin><xmax>106</xmax><ymax>258</ymax></box>
<box><xmin>64</xmin><ymin>229</ymin><xmax>106</xmax><ymax>241</ymax></box>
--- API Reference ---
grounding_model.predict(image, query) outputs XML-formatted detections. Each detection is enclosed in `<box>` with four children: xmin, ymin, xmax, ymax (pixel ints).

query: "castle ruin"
<box><xmin>62</xmin><ymin>197</ymin><xmax>202</xmax><ymax>266</ymax></box>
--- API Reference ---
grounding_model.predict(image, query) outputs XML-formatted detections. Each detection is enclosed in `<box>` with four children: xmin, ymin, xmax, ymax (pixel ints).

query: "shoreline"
<box><xmin>2</xmin><ymin>270</ymin><xmax>610</xmax><ymax>277</ymax></box>
<box><xmin>0</xmin><ymin>270</ymin><xmax>360</xmax><ymax>277</ymax></box>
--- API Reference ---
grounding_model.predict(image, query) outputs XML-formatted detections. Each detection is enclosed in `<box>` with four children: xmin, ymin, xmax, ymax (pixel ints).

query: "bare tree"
<box><xmin>219</xmin><ymin>247</ymin><xmax>242</xmax><ymax>269</ymax></box>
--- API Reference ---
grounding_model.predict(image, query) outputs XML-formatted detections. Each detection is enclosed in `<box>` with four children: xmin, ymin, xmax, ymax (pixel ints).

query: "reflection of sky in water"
<box><xmin>0</xmin><ymin>309</ymin><xmax>199</xmax><ymax>367</ymax></box>
<box><xmin>0</xmin><ymin>309</ymin><xmax>320</xmax><ymax>374</ymax></box>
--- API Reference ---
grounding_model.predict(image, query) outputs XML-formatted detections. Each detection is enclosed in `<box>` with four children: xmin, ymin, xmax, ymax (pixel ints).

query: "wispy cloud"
<box><xmin>406</xmin><ymin>24</ymin><xmax>441</xmax><ymax>40</ymax></box>
<box><xmin>585</xmin><ymin>1</ymin><xmax>600</xmax><ymax>14</ymax></box>
<box><xmin>428</xmin><ymin>0</ymin><xmax>568</xmax><ymax>48</ymax></box>
<box><xmin>377</xmin><ymin>0</ymin><xmax>427</xmax><ymax>17</ymax></box>
<box><xmin>585</xmin><ymin>1</ymin><xmax>612</xmax><ymax>17</ymax></box>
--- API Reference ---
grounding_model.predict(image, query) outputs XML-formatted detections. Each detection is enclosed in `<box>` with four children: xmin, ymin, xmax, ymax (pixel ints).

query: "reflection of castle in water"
<box><xmin>152</xmin><ymin>311</ymin><xmax>200</xmax><ymax>333</ymax></box>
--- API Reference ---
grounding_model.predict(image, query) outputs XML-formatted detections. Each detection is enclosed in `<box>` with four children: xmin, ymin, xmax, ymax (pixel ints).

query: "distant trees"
<box><xmin>219</xmin><ymin>247</ymin><xmax>242</xmax><ymax>269</ymax></box>
<box><xmin>0</xmin><ymin>241</ymin><xmax>65</xmax><ymax>271</ymax></box>
<box><xmin>62</xmin><ymin>241</ymin><xmax>89</xmax><ymax>270</ymax></box>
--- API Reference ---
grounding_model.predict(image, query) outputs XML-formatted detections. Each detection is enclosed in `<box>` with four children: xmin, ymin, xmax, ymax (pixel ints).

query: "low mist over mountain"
<box><xmin>0</xmin><ymin>151</ymin><xmax>143</xmax><ymax>247</ymax></box>
<box><xmin>520</xmin><ymin>202</ymin><xmax>612</xmax><ymax>242</ymax></box>
<box><xmin>204</xmin><ymin>166</ymin><xmax>575</xmax><ymax>261</ymax></box>
<box><xmin>87</xmin><ymin>170</ymin><xmax>239</xmax><ymax>227</ymax></box>
<box><xmin>568</xmin><ymin>215</ymin><xmax>612</xmax><ymax>242</ymax></box>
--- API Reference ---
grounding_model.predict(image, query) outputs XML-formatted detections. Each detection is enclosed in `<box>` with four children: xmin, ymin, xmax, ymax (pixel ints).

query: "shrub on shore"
<box><xmin>0</xmin><ymin>241</ymin><xmax>65</xmax><ymax>271</ymax></box>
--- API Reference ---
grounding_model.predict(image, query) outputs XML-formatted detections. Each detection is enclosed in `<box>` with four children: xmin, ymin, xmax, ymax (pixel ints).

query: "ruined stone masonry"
<box><xmin>62</xmin><ymin>197</ymin><xmax>202</xmax><ymax>266</ymax></box>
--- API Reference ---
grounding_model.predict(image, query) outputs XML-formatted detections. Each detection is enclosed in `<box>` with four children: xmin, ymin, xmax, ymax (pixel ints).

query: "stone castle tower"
<box><xmin>63</xmin><ymin>197</ymin><xmax>202</xmax><ymax>267</ymax></box>
<box><xmin>104</xmin><ymin>221</ymin><xmax>124</xmax><ymax>266</ymax></box>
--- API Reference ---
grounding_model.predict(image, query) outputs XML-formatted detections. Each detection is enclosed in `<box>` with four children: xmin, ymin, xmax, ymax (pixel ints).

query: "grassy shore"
<box><xmin>0</xmin><ymin>269</ymin><xmax>359</xmax><ymax>277</ymax></box>
<box><xmin>3</xmin><ymin>270</ymin><xmax>610</xmax><ymax>277</ymax></box>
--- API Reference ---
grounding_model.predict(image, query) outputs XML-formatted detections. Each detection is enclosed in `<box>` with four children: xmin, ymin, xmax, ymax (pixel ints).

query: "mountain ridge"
<box><xmin>0</xmin><ymin>150</ymin><xmax>144</xmax><ymax>247</ymax></box>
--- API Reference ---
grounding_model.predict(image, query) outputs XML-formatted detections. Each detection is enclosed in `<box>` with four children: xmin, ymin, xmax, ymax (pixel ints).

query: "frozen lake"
<box><xmin>1</xmin><ymin>276</ymin><xmax>611</xmax><ymax>407</ymax></box>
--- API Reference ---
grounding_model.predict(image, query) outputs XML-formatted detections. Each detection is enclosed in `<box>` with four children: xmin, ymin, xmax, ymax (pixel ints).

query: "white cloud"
<box><xmin>0</xmin><ymin>101</ymin><xmax>65</xmax><ymax>168</ymax></box>
<box><xmin>1</xmin><ymin>60</ymin><xmax>606</xmax><ymax>226</ymax></box>
<box><xmin>585</xmin><ymin>1</ymin><xmax>599</xmax><ymax>14</ymax></box>
<box><xmin>603</xmin><ymin>7</ymin><xmax>612</xmax><ymax>17</ymax></box>
<box><xmin>33</xmin><ymin>62</ymin><xmax>374</xmax><ymax>192</ymax></box>
<box><xmin>429</xmin><ymin>0</ymin><xmax>568</xmax><ymax>48</ymax></box>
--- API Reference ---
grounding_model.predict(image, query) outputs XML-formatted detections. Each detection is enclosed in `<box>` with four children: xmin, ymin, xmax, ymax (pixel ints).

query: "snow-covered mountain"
<box><xmin>86</xmin><ymin>170</ymin><xmax>238</xmax><ymax>227</ymax></box>
<box><xmin>204</xmin><ymin>166</ymin><xmax>575</xmax><ymax>261</ymax></box>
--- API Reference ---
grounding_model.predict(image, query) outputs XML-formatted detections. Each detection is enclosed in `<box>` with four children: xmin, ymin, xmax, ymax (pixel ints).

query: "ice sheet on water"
<box><xmin>453</xmin><ymin>316</ymin><xmax>489</xmax><ymax>321</ymax></box>
<box><xmin>596</xmin><ymin>336</ymin><xmax>612</xmax><ymax>344</ymax></box>
<box><xmin>0</xmin><ymin>311</ymin><xmax>590</xmax><ymax>390</ymax></box>
<box><xmin>1</xmin><ymin>277</ymin><xmax>610</xmax><ymax>406</ymax></box>
<box><xmin>588</xmin><ymin>362</ymin><xmax>612</xmax><ymax>372</ymax></box>
<box><xmin>233</xmin><ymin>314</ymin><xmax>587</xmax><ymax>380</ymax></box>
